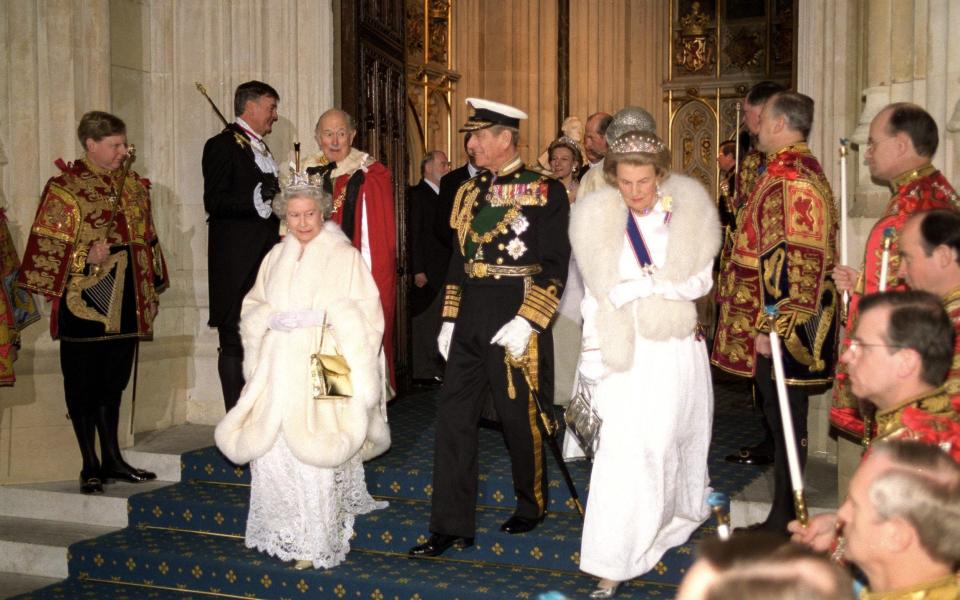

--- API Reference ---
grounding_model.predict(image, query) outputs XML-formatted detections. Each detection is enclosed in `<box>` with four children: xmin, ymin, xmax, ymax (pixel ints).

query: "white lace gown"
<box><xmin>246</xmin><ymin>433</ymin><xmax>387</xmax><ymax>569</ymax></box>
<box><xmin>578</xmin><ymin>205</ymin><xmax>714</xmax><ymax>581</ymax></box>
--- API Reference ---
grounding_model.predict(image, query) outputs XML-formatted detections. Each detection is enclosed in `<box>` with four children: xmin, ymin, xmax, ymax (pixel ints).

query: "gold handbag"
<box><xmin>310</xmin><ymin>318</ymin><xmax>352</xmax><ymax>400</ymax></box>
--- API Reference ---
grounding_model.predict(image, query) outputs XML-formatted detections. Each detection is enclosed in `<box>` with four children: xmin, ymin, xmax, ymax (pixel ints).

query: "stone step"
<box><xmin>125</xmin><ymin>423</ymin><xmax>216</xmax><ymax>482</ymax></box>
<box><xmin>729</xmin><ymin>455</ymin><xmax>839</xmax><ymax>528</ymax></box>
<box><xmin>0</xmin><ymin>480</ymin><xmax>170</xmax><ymax>527</ymax></box>
<box><xmin>0</xmin><ymin>516</ymin><xmax>117</xmax><ymax>579</ymax></box>
<box><xmin>0</xmin><ymin>572</ymin><xmax>61</xmax><ymax>599</ymax></box>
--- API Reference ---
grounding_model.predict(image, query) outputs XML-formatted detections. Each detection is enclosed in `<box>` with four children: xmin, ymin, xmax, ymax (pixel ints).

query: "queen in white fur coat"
<box><xmin>215</xmin><ymin>185</ymin><xmax>390</xmax><ymax>569</ymax></box>
<box><xmin>570</xmin><ymin>132</ymin><xmax>721</xmax><ymax>594</ymax></box>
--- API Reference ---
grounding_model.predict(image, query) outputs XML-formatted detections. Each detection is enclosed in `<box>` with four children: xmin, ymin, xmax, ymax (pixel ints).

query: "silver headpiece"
<box><xmin>605</xmin><ymin>106</ymin><xmax>657</xmax><ymax>145</ymax></box>
<box><xmin>282</xmin><ymin>163</ymin><xmax>324</xmax><ymax>197</ymax></box>
<box><xmin>608</xmin><ymin>131</ymin><xmax>666</xmax><ymax>155</ymax></box>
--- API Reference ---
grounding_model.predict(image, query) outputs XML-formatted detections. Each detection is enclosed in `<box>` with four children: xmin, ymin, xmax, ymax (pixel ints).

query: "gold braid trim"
<box><xmin>518</xmin><ymin>284</ymin><xmax>561</xmax><ymax>330</ymax></box>
<box><xmin>503</xmin><ymin>334</ymin><xmax>546</xmax><ymax>514</ymax></box>
<box><xmin>441</xmin><ymin>284</ymin><xmax>461</xmax><ymax>320</ymax></box>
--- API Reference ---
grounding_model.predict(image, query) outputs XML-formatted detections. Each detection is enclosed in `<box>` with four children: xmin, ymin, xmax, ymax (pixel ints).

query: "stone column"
<box><xmin>795</xmin><ymin>0</ymin><xmax>862</xmax><ymax>468</ymax></box>
<box><xmin>0</xmin><ymin>0</ymin><xmax>113</xmax><ymax>484</ymax></box>
<box><xmin>0</xmin><ymin>0</ymin><xmax>335</xmax><ymax>484</ymax></box>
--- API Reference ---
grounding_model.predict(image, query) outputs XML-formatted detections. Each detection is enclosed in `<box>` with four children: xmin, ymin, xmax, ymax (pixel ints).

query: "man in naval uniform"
<box><xmin>304</xmin><ymin>109</ymin><xmax>397</xmax><ymax>389</ymax></box>
<box><xmin>409</xmin><ymin>98</ymin><xmax>570</xmax><ymax>557</ymax></box>
<box><xmin>831</xmin><ymin>103</ymin><xmax>960</xmax><ymax>440</ymax></box>
<box><xmin>18</xmin><ymin>111</ymin><xmax>169</xmax><ymax>493</ymax></box>
<box><xmin>202</xmin><ymin>80</ymin><xmax>282</xmax><ymax>411</ymax></box>
<box><xmin>712</xmin><ymin>92</ymin><xmax>840</xmax><ymax>535</ymax></box>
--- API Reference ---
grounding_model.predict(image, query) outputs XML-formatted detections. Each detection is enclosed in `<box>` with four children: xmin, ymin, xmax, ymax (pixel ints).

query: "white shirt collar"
<box><xmin>235</xmin><ymin>117</ymin><xmax>263</xmax><ymax>143</ymax></box>
<box><xmin>467</xmin><ymin>162</ymin><xmax>480</xmax><ymax>178</ymax></box>
<box><xmin>424</xmin><ymin>179</ymin><xmax>440</xmax><ymax>195</ymax></box>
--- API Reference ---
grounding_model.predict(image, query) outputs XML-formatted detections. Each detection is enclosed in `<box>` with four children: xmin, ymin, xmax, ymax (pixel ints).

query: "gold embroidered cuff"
<box><xmin>442</xmin><ymin>284</ymin><xmax>461</xmax><ymax>320</ymax></box>
<box><xmin>518</xmin><ymin>284</ymin><xmax>560</xmax><ymax>330</ymax></box>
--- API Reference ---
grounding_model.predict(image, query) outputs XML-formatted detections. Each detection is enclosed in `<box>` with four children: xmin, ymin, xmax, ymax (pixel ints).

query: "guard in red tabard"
<box><xmin>831</xmin><ymin>103</ymin><xmax>960</xmax><ymax>440</ymax></box>
<box><xmin>18</xmin><ymin>111</ymin><xmax>169</xmax><ymax>494</ymax></box>
<box><xmin>304</xmin><ymin>109</ymin><xmax>397</xmax><ymax>391</ymax></box>
<box><xmin>712</xmin><ymin>92</ymin><xmax>840</xmax><ymax>536</ymax></box>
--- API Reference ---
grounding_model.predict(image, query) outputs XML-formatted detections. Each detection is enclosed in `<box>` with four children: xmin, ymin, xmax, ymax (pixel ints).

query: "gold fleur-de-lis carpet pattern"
<box><xmin>12</xmin><ymin>380</ymin><xmax>761</xmax><ymax>599</ymax></box>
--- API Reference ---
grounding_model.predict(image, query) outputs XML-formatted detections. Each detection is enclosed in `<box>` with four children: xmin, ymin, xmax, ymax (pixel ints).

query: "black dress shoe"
<box><xmin>408</xmin><ymin>533</ymin><xmax>474</xmax><ymax>557</ymax></box>
<box><xmin>79</xmin><ymin>474</ymin><xmax>104</xmax><ymax>494</ymax></box>
<box><xmin>100</xmin><ymin>463</ymin><xmax>156</xmax><ymax>483</ymax></box>
<box><xmin>724</xmin><ymin>447</ymin><xmax>774</xmax><ymax>466</ymax></box>
<box><xmin>500</xmin><ymin>514</ymin><xmax>545</xmax><ymax>534</ymax></box>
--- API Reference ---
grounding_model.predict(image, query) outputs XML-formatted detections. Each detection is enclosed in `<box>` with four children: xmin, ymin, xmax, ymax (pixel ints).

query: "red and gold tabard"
<box><xmin>712</xmin><ymin>143</ymin><xmax>840</xmax><ymax>384</ymax></box>
<box><xmin>0</xmin><ymin>211</ymin><xmax>40</xmax><ymax>384</ymax></box>
<box><xmin>17</xmin><ymin>157</ymin><xmax>168</xmax><ymax>340</ymax></box>
<box><xmin>733</xmin><ymin>149</ymin><xmax>764</xmax><ymax>212</ymax></box>
<box><xmin>831</xmin><ymin>166</ymin><xmax>960</xmax><ymax>437</ymax></box>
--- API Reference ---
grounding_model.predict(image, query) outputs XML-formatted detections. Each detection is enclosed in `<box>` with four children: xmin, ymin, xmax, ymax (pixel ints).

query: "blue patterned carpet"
<box><xmin>14</xmin><ymin>376</ymin><xmax>764</xmax><ymax>599</ymax></box>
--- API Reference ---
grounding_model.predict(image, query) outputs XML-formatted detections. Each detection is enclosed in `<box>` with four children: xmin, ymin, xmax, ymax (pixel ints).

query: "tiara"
<box><xmin>609</xmin><ymin>131</ymin><xmax>666</xmax><ymax>155</ymax></box>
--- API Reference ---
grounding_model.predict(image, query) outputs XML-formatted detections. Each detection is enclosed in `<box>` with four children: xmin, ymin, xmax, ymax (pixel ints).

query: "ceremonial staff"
<box><xmin>505</xmin><ymin>340</ymin><xmax>585</xmax><ymax>518</ymax></box>
<box><xmin>764</xmin><ymin>306</ymin><xmax>809</xmax><ymax>526</ymax></box>
<box><xmin>195</xmin><ymin>82</ymin><xmax>229</xmax><ymax>127</ymax></box>
<box><xmin>708</xmin><ymin>491</ymin><xmax>731</xmax><ymax>540</ymax></box>
<box><xmin>839</xmin><ymin>139</ymin><xmax>851</xmax><ymax>318</ymax></box>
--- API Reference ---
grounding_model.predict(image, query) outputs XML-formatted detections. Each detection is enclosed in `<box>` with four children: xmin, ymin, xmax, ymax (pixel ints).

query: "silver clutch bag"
<box><xmin>565</xmin><ymin>377</ymin><xmax>602</xmax><ymax>456</ymax></box>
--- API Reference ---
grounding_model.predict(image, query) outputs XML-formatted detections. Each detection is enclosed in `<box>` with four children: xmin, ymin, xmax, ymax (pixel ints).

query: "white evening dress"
<box><xmin>246</xmin><ymin>435</ymin><xmax>386</xmax><ymax>569</ymax></box>
<box><xmin>216</xmin><ymin>225</ymin><xmax>391</xmax><ymax>570</ymax></box>
<box><xmin>578</xmin><ymin>202</ymin><xmax>714</xmax><ymax>581</ymax></box>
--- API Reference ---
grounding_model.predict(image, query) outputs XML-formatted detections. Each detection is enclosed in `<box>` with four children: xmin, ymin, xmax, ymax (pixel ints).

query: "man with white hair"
<box><xmin>794</xmin><ymin>440</ymin><xmax>960</xmax><ymax>599</ymax></box>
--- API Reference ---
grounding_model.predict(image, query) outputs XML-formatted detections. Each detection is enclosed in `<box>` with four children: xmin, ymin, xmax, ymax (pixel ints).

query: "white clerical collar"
<box><xmin>467</xmin><ymin>162</ymin><xmax>480</xmax><ymax>178</ymax></box>
<box><xmin>424</xmin><ymin>179</ymin><xmax>440</xmax><ymax>195</ymax></box>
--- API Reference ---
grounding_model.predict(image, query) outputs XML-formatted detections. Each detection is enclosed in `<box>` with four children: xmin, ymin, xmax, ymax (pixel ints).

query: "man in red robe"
<box><xmin>831</xmin><ymin>103</ymin><xmax>960</xmax><ymax>439</ymax></box>
<box><xmin>712</xmin><ymin>92</ymin><xmax>840</xmax><ymax>534</ymax></box>
<box><xmin>305</xmin><ymin>109</ymin><xmax>396</xmax><ymax>389</ymax></box>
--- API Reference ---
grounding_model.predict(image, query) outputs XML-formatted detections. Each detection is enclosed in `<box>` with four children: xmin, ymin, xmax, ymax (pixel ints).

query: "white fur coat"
<box><xmin>570</xmin><ymin>172</ymin><xmax>721</xmax><ymax>372</ymax></box>
<box><xmin>215</xmin><ymin>222</ymin><xmax>390</xmax><ymax>468</ymax></box>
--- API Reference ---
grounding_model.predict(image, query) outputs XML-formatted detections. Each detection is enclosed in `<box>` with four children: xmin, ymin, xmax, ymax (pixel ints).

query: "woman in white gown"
<box><xmin>570</xmin><ymin>131</ymin><xmax>721</xmax><ymax>597</ymax></box>
<box><xmin>215</xmin><ymin>179</ymin><xmax>390</xmax><ymax>570</ymax></box>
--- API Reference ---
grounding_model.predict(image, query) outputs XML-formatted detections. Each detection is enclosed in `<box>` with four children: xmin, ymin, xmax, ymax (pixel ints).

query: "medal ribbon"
<box><xmin>626</xmin><ymin>212</ymin><xmax>653</xmax><ymax>268</ymax></box>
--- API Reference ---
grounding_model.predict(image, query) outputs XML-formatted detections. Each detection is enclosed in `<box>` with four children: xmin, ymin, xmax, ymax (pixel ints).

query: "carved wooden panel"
<box><xmin>340</xmin><ymin>0</ymin><xmax>411</xmax><ymax>388</ymax></box>
<box><xmin>665</xmin><ymin>0</ymin><xmax>796</xmax><ymax>200</ymax></box>
<box><xmin>671</xmin><ymin>100</ymin><xmax>716</xmax><ymax>193</ymax></box>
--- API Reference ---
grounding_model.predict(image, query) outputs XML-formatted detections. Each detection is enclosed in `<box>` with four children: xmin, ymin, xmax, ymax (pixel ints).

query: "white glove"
<box><xmin>252</xmin><ymin>182</ymin><xmax>273</xmax><ymax>218</ymax></box>
<box><xmin>490</xmin><ymin>316</ymin><xmax>534</xmax><ymax>359</ymax></box>
<box><xmin>437</xmin><ymin>322</ymin><xmax>455</xmax><ymax>360</ymax></box>
<box><xmin>608</xmin><ymin>277</ymin><xmax>655</xmax><ymax>309</ymax></box>
<box><xmin>268</xmin><ymin>309</ymin><xmax>326</xmax><ymax>332</ymax></box>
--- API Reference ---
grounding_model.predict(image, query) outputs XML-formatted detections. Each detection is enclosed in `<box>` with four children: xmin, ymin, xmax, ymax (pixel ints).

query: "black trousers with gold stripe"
<box><xmin>429</xmin><ymin>279</ymin><xmax>549</xmax><ymax>538</ymax></box>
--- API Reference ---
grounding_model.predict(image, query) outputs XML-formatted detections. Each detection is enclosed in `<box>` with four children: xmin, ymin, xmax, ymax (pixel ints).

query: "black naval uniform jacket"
<box><xmin>442</xmin><ymin>155</ymin><xmax>570</xmax><ymax>339</ymax></box>
<box><xmin>201</xmin><ymin>123</ymin><xmax>281</xmax><ymax>328</ymax></box>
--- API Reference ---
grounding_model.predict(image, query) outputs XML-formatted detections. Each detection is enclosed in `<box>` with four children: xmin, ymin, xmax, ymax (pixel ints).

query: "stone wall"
<box><xmin>0</xmin><ymin>0</ymin><xmax>334</xmax><ymax>484</ymax></box>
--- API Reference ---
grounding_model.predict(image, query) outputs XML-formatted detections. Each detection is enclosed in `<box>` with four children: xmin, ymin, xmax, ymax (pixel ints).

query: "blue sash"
<box><xmin>626</xmin><ymin>213</ymin><xmax>653</xmax><ymax>268</ymax></box>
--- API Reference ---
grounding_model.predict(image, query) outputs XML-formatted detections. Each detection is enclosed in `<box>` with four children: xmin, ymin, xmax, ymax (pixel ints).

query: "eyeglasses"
<box><xmin>845</xmin><ymin>338</ymin><xmax>908</xmax><ymax>354</ymax></box>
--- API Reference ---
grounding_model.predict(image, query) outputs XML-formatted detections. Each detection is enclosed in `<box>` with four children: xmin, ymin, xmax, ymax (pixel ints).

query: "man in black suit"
<box><xmin>201</xmin><ymin>80</ymin><xmax>282</xmax><ymax>411</ymax></box>
<box><xmin>437</xmin><ymin>133</ymin><xmax>480</xmax><ymax>238</ymax></box>
<box><xmin>410</xmin><ymin>150</ymin><xmax>451</xmax><ymax>381</ymax></box>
